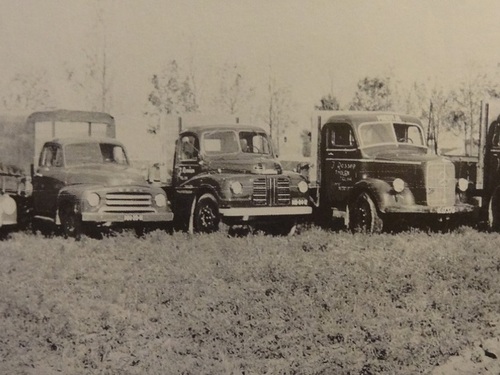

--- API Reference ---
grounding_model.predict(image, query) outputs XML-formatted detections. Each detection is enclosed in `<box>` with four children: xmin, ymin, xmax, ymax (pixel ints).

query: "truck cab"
<box><xmin>309</xmin><ymin>111</ymin><xmax>475</xmax><ymax>232</ymax></box>
<box><xmin>32</xmin><ymin>137</ymin><xmax>172</xmax><ymax>237</ymax></box>
<box><xmin>168</xmin><ymin>125</ymin><xmax>312</xmax><ymax>234</ymax></box>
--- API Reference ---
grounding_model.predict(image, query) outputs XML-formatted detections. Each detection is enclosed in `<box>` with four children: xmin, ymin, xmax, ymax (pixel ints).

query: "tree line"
<box><xmin>1</xmin><ymin>57</ymin><xmax>499</xmax><ymax>157</ymax></box>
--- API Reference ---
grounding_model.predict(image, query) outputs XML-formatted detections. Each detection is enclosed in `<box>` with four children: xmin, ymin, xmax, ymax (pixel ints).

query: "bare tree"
<box><xmin>448</xmin><ymin>71</ymin><xmax>499</xmax><ymax>155</ymax></box>
<box><xmin>1</xmin><ymin>70</ymin><xmax>56</xmax><ymax>112</ymax></box>
<box><xmin>266</xmin><ymin>75</ymin><xmax>294</xmax><ymax>155</ymax></box>
<box><xmin>214</xmin><ymin>63</ymin><xmax>255</xmax><ymax>115</ymax></box>
<box><xmin>392</xmin><ymin>80</ymin><xmax>428</xmax><ymax>119</ymax></box>
<box><xmin>65</xmin><ymin>1</ymin><xmax>113</xmax><ymax>112</ymax></box>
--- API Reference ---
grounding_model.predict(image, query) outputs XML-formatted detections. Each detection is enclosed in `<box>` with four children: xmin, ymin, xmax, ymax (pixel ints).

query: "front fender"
<box><xmin>174</xmin><ymin>174</ymin><xmax>223</xmax><ymax>211</ymax></box>
<box><xmin>350</xmin><ymin>178</ymin><xmax>415</xmax><ymax>213</ymax></box>
<box><xmin>55</xmin><ymin>185</ymin><xmax>92</xmax><ymax>224</ymax></box>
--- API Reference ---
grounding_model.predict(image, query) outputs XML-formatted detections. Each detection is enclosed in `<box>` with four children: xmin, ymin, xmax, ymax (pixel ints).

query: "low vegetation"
<box><xmin>0</xmin><ymin>227</ymin><xmax>499</xmax><ymax>374</ymax></box>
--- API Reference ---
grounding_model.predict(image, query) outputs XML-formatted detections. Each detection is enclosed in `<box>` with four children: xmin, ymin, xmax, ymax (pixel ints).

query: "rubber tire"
<box><xmin>349</xmin><ymin>192</ymin><xmax>383</xmax><ymax>234</ymax></box>
<box><xmin>60</xmin><ymin>204</ymin><xmax>83</xmax><ymax>240</ymax></box>
<box><xmin>192</xmin><ymin>193</ymin><xmax>220</xmax><ymax>233</ymax></box>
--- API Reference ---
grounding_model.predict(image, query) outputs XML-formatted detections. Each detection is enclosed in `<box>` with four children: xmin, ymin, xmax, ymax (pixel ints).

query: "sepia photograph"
<box><xmin>1</xmin><ymin>1</ymin><xmax>500</xmax><ymax>373</ymax></box>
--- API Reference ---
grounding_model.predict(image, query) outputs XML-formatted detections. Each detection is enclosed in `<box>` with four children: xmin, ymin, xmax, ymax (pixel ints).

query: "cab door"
<box><xmin>321</xmin><ymin>122</ymin><xmax>361</xmax><ymax>209</ymax></box>
<box><xmin>172</xmin><ymin>134</ymin><xmax>203</xmax><ymax>187</ymax></box>
<box><xmin>32</xmin><ymin>144</ymin><xmax>65</xmax><ymax>218</ymax></box>
<box><xmin>485</xmin><ymin>121</ymin><xmax>500</xmax><ymax>195</ymax></box>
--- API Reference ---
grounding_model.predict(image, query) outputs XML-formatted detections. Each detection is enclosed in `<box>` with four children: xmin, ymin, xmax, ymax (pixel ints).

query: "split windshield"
<box><xmin>358</xmin><ymin>122</ymin><xmax>425</xmax><ymax>148</ymax></box>
<box><xmin>201</xmin><ymin>130</ymin><xmax>271</xmax><ymax>156</ymax></box>
<box><xmin>64</xmin><ymin>143</ymin><xmax>128</xmax><ymax>166</ymax></box>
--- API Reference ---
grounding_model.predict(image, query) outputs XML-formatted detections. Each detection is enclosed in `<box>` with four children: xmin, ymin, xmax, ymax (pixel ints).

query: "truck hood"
<box><xmin>64</xmin><ymin>164</ymin><xmax>148</xmax><ymax>186</ymax></box>
<box><xmin>205</xmin><ymin>155</ymin><xmax>283</xmax><ymax>175</ymax></box>
<box><xmin>363</xmin><ymin>145</ymin><xmax>439</xmax><ymax>163</ymax></box>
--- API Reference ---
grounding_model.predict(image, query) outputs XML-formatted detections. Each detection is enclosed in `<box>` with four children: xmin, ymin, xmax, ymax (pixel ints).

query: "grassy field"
<box><xmin>0</xmin><ymin>226</ymin><xmax>499</xmax><ymax>374</ymax></box>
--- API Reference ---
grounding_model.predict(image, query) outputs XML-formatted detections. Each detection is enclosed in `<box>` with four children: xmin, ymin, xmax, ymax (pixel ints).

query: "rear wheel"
<box><xmin>349</xmin><ymin>192</ymin><xmax>383</xmax><ymax>233</ymax></box>
<box><xmin>60</xmin><ymin>204</ymin><xmax>83</xmax><ymax>240</ymax></box>
<box><xmin>192</xmin><ymin>193</ymin><xmax>220</xmax><ymax>233</ymax></box>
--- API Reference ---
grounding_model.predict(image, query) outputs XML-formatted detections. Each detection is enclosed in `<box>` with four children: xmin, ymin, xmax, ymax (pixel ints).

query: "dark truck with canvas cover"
<box><xmin>304</xmin><ymin>111</ymin><xmax>475</xmax><ymax>232</ymax></box>
<box><xmin>444</xmin><ymin>101</ymin><xmax>500</xmax><ymax>230</ymax></box>
<box><xmin>167</xmin><ymin>125</ymin><xmax>312</xmax><ymax>234</ymax></box>
<box><xmin>0</xmin><ymin>110</ymin><xmax>173</xmax><ymax>238</ymax></box>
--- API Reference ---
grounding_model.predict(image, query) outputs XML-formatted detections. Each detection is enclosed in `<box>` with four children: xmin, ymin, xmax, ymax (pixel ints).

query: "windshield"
<box><xmin>359</xmin><ymin>122</ymin><xmax>425</xmax><ymax>148</ymax></box>
<box><xmin>64</xmin><ymin>143</ymin><xmax>128</xmax><ymax>166</ymax></box>
<box><xmin>201</xmin><ymin>130</ymin><xmax>272</xmax><ymax>156</ymax></box>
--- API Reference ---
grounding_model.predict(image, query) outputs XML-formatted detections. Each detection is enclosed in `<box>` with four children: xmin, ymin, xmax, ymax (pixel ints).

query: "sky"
<box><xmin>2</xmin><ymin>0</ymin><xmax>500</xmax><ymax>159</ymax></box>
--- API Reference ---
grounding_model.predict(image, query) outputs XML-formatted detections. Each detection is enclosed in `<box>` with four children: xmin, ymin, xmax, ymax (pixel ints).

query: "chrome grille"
<box><xmin>426</xmin><ymin>162</ymin><xmax>455</xmax><ymax>207</ymax></box>
<box><xmin>104</xmin><ymin>192</ymin><xmax>155</xmax><ymax>213</ymax></box>
<box><xmin>252</xmin><ymin>177</ymin><xmax>291</xmax><ymax>206</ymax></box>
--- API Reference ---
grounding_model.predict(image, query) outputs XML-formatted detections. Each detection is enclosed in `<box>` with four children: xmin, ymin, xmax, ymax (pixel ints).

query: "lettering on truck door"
<box><xmin>321</xmin><ymin>123</ymin><xmax>360</xmax><ymax>207</ymax></box>
<box><xmin>172</xmin><ymin>134</ymin><xmax>202</xmax><ymax>187</ymax></box>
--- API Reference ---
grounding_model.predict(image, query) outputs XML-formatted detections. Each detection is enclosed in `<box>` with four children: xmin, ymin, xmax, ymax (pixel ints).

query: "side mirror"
<box><xmin>147</xmin><ymin>163</ymin><xmax>161</xmax><ymax>184</ymax></box>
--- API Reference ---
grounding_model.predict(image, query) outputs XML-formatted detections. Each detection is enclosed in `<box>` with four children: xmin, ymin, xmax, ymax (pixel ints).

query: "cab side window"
<box><xmin>328</xmin><ymin>124</ymin><xmax>355</xmax><ymax>148</ymax></box>
<box><xmin>491</xmin><ymin>123</ymin><xmax>500</xmax><ymax>148</ymax></box>
<box><xmin>40</xmin><ymin>145</ymin><xmax>62</xmax><ymax>167</ymax></box>
<box><xmin>178</xmin><ymin>135</ymin><xmax>198</xmax><ymax>161</ymax></box>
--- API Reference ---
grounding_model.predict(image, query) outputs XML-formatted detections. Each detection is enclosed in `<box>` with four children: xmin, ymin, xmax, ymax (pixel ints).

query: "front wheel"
<box><xmin>60</xmin><ymin>204</ymin><xmax>83</xmax><ymax>240</ymax></box>
<box><xmin>349</xmin><ymin>192</ymin><xmax>383</xmax><ymax>233</ymax></box>
<box><xmin>192</xmin><ymin>193</ymin><xmax>220</xmax><ymax>233</ymax></box>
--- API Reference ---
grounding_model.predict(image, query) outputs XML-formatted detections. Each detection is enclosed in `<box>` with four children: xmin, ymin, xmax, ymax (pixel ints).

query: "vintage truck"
<box><xmin>0</xmin><ymin>110</ymin><xmax>173</xmax><ymax>238</ymax></box>
<box><xmin>444</xmin><ymin>101</ymin><xmax>500</xmax><ymax>230</ymax></box>
<box><xmin>163</xmin><ymin>124</ymin><xmax>312</xmax><ymax>234</ymax></box>
<box><xmin>300</xmin><ymin>111</ymin><xmax>476</xmax><ymax>232</ymax></box>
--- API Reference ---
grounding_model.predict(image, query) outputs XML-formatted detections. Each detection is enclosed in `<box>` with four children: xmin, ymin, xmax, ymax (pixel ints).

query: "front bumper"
<box><xmin>383</xmin><ymin>203</ymin><xmax>476</xmax><ymax>215</ymax></box>
<box><xmin>82</xmin><ymin>211</ymin><xmax>174</xmax><ymax>223</ymax></box>
<box><xmin>219</xmin><ymin>206</ymin><xmax>312</xmax><ymax>219</ymax></box>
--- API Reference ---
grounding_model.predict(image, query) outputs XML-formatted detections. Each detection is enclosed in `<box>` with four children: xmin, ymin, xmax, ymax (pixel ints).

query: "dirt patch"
<box><xmin>432</xmin><ymin>321</ymin><xmax>500</xmax><ymax>374</ymax></box>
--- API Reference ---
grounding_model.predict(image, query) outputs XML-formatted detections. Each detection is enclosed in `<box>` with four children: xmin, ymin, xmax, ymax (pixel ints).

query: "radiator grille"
<box><xmin>252</xmin><ymin>177</ymin><xmax>291</xmax><ymax>206</ymax></box>
<box><xmin>426</xmin><ymin>162</ymin><xmax>456</xmax><ymax>207</ymax></box>
<box><xmin>104</xmin><ymin>192</ymin><xmax>155</xmax><ymax>213</ymax></box>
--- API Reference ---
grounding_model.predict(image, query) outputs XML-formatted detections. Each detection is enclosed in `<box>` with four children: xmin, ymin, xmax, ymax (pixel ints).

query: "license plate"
<box><xmin>124</xmin><ymin>214</ymin><xmax>143</xmax><ymax>221</ymax></box>
<box><xmin>437</xmin><ymin>207</ymin><xmax>456</xmax><ymax>214</ymax></box>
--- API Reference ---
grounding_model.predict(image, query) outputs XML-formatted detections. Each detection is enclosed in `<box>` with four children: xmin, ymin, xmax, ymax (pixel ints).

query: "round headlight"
<box><xmin>392</xmin><ymin>178</ymin><xmax>405</xmax><ymax>193</ymax></box>
<box><xmin>155</xmin><ymin>193</ymin><xmax>167</xmax><ymax>207</ymax></box>
<box><xmin>298</xmin><ymin>180</ymin><xmax>309</xmax><ymax>193</ymax></box>
<box><xmin>458</xmin><ymin>178</ymin><xmax>469</xmax><ymax>192</ymax></box>
<box><xmin>86</xmin><ymin>192</ymin><xmax>100</xmax><ymax>207</ymax></box>
<box><xmin>230</xmin><ymin>181</ymin><xmax>243</xmax><ymax>195</ymax></box>
<box><xmin>2</xmin><ymin>195</ymin><xmax>16</xmax><ymax>215</ymax></box>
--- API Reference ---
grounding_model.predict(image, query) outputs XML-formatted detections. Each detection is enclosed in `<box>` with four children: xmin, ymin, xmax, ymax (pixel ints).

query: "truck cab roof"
<box><xmin>181</xmin><ymin>124</ymin><xmax>268</xmax><ymax>136</ymax></box>
<box><xmin>323</xmin><ymin>111</ymin><xmax>422</xmax><ymax>128</ymax></box>
<box><xmin>46</xmin><ymin>137</ymin><xmax>124</xmax><ymax>147</ymax></box>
